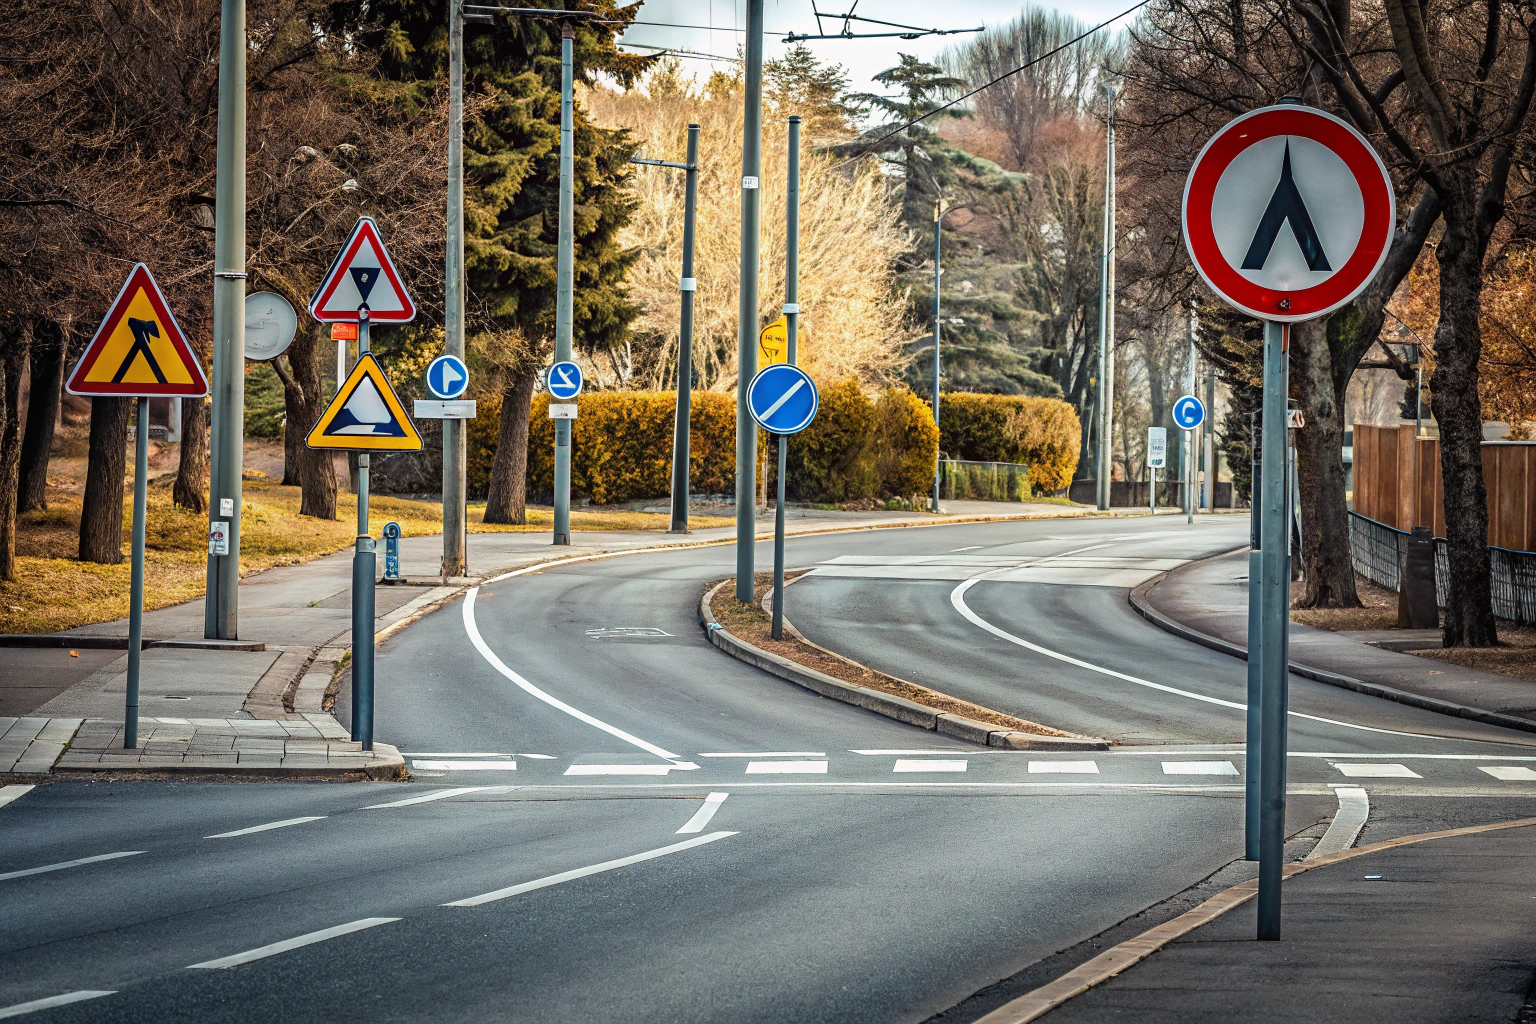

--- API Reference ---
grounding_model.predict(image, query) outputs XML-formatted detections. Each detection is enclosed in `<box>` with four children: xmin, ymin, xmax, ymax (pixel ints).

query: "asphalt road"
<box><xmin>6</xmin><ymin>513</ymin><xmax>1536</xmax><ymax>1022</ymax></box>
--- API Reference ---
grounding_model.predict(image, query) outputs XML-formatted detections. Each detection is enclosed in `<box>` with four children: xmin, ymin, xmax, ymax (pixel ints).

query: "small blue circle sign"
<box><xmin>1172</xmin><ymin>395</ymin><xmax>1205</xmax><ymax>430</ymax></box>
<box><xmin>748</xmin><ymin>364</ymin><xmax>819</xmax><ymax>435</ymax></box>
<box><xmin>547</xmin><ymin>360</ymin><xmax>583</xmax><ymax>401</ymax></box>
<box><xmin>426</xmin><ymin>355</ymin><xmax>469</xmax><ymax>400</ymax></box>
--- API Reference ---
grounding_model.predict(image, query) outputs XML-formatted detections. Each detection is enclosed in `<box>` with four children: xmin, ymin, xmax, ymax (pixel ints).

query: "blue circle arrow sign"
<box><xmin>547</xmin><ymin>360</ymin><xmax>583</xmax><ymax>401</ymax></box>
<box><xmin>1172</xmin><ymin>395</ymin><xmax>1206</xmax><ymax>430</ymax></box>
<box><xmin>425</xmin><ymin>354</ymin><xmax>469</xmax><ymax>400</ymax></box>
<box><xmin>748</xmin><ymin>364</ymin><xmax>819</xmax><ymax>435</ymax></box>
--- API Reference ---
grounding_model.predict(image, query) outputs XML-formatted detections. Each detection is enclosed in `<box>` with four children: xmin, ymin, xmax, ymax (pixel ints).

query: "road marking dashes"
<box><xmin>676</xmin><ymin>793</ymin><xmax>729</xmax><ymax>834</ymax></box>
<box><xmin>0</xmin><ymin>785</ymin><xmax>36</xmax><ymax>811</ymax></box>
<box><xmin>1332</xmin><ymin>763</ymin><xmax>1421</xmax><ymax>779</ymax></box>
<box><xmin>1028</xmin><ymin>761</ymin><xmax>1099</xmax><ymax>774</ymax></box>
<box><xmin>413</xmin><ymin>760</ymin><xmax>518</xmax><ymax>771</ymax></box>
<box><xmin>564</xmin><ymin>764</ymin><xmax>675</xmax><ymax>776</ymax></box>
<box><xmin>187</xmin><ymin>918</ymin><xmax>400</xmax><ymax>969</ymax></box>
<box><xmin>0</xmin><ymin>990</ymin><xmax>116</xmax><ymax>1019</ymax></box>
<box><xmin>1162</xmin><ymin>761</ymin><xmax>1239</xmax><ymax>776</ymax></box>
<box><xmin>0</xmin><ymin>851</ymin><xmax>145</xmax><ymax>883</ymax></box>
<box><xmin>745</xmin><ymin>760</ymin><xmax>827</xmax><ymax>774</ymax></box>
<box><xmin>206</xmin><ymin>816</ymin><xmax>326</xmax><ymax>839</ymax></box>
<box><xmin>1480</xmin><ymin>766</ymin><xmax>1536</xmax><ymax>781</ymax></box>
<box><xmin>893</xmin><ymin>759</ymin><xmax>967</xmax><ymax>773</ymax></box>
<box><xmin>364</xmin><ymin>787</ymin><xmax>503</xmax><ymax>809</ymax></box>
<box><xmin>699</xmin><ymin>752</ymin><xmax>826</xmax><ymax>758</ymax></box>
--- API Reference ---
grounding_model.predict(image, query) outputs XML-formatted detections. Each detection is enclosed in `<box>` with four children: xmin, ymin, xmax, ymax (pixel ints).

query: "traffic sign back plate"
<box><xmin>307</xmin><ymin>353</ymin><xmax>423</xmax><ymax>450</ymax></box>
<box><xmin>66</xmin><ymin>264</ymin><xmax>208</xmax><ymax>398</ymax></box>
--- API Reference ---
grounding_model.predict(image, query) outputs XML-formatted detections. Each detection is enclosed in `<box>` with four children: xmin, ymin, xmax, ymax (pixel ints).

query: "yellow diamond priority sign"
<box><xmin>307</xmin><ymin>352</ymin><xmax>423</xmax><ymax>451</ymax></box>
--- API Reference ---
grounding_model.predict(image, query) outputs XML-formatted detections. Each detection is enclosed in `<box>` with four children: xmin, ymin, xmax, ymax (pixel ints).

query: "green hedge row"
<box><xmin>938</xmin><ymin>392</ymin><xmax>1081</xmax><ymax>493</ymax></box>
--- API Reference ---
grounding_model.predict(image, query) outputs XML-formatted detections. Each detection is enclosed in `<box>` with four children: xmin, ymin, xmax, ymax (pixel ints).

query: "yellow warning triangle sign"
<box><xmin>307</xmin><ymin>353</ymin><xmax>423</xmax><ymax>451</ymax></box>
<box><xmin>66</xmin><ymin>264</ymin><xmax>208</xmax><ymax>398</ymax></box>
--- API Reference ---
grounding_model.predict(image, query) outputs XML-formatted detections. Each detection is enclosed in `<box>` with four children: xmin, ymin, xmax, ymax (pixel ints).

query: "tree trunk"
<box><xmin>172</xmin><ymin>394</ymin><xmax>208</xmax><ymax>513</ymax></box>
<box><xmin>0</xmin><ymin>325</ymin><xmax>28</xmax><ymax>579</ymax></box>
<box><xmin>18</xmin><ymin>318</ymin><xmax>64</xmax><ymax>513</ymax></box>
<box><xmin>1291</xmin><ymin>318</ymin><xmax>1360</xmax><ymax>608</ymax></box>
<box><xmin>484</xmin><ymin>366</ymin><xmax>536</xmax><ymax>524</ymax></box>
<box><xmin>275</xmin><ymin>353</ymin><xmax>303</xmax><ymax>485</ymax></box>
<box><xmin>289</xmin><ymin>328</ymin><xmax>336</xmax><ymax>519</ymax></box>
<box><xmin>79</xmin><ymin>396</ymin><xmax>130</xmax><ymax>564</ymax></box>
<box><xmin>1431</xmin><ymin>223</ymin><xmax>1498</xmax><ymax>647</ymax></box>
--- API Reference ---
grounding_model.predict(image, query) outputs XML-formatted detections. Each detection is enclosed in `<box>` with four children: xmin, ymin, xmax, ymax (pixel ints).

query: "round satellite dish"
<box><xmin>245</xmin><ymin>291</ymin><xmax>298</xmax><ymax>361</ymax></box>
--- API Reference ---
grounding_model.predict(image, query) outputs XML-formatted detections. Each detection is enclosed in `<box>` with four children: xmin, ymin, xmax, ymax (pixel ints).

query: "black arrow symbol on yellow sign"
<box><xmin>112</xmin><ymin>318</ymin><xmax>168</xmax><ymax>385</ymax></box>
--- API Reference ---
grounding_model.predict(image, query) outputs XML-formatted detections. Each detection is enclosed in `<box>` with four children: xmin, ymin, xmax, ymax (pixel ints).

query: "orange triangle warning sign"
<box><xmin>66</xmin><ymin>264</ymin><xmax>208</xmax><ymax>398</ymax></box>
<box><xmin>307</xmin><ymin>353</ymin><xmax>423</xmax><ymax>451</ymax></box>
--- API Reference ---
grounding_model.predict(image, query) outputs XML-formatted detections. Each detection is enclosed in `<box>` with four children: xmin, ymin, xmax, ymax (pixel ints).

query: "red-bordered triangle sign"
<box><xmin>66</xmin><ymin>264</ymin><xmax>208</xmax><ymax>398</ymax></box>
<box><xmin>309</xmin><ymin>216</ymin><xmax>416</xmax><ymax>323</ymax></box>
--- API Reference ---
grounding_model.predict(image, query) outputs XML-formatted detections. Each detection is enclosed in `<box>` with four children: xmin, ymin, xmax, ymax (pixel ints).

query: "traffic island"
<box><xmin>702</xmin><ymin>576</ymin><xmax>1108</xmax><ymax>749</ymax></box>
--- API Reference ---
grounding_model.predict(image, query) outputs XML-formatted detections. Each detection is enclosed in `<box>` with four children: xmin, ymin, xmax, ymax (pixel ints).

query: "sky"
<box><xmin>612</xmin><ymin>0</ymin><xmax>1140</xmax><ymax>95</ymax></box>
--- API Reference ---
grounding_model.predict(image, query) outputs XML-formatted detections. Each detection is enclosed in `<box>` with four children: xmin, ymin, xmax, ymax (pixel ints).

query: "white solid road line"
<box><xmin>699</xmin><ymin>752</ymin><xmax>826</xmax><ymax>758</ymax></box>
<box><xmin>1331</xmin><ymin>762</ymin><xmax>1422</xmax><ymax>779</ymax></box>
<box><xmin>400</xmin><ymin>752</ymin><xmax>511</xmax><ymax>758</ymax></box>
<box><xmin>676</xmin><ymin>792</ymin><xmax>729</xmax><ymax>833</ymax></box>
<box><xmin>745</xmin><ymin>760</ymin><xmax>827</xmax><ymax>774</ymax></box>
<box><xmin>463</xmin><ymin>588</ymin><xmax>688</xmax><ymax>763</ymax></box>
<box><xmin>187</xmin><ymin>918</ymin><xmax>401</xmax><ymax>969</ymax></box>
<box><xmin>1028</xmin><ymin>761</ymin><xmax>1100</xmax><ymax>774</ymax></box>
<box><xmin>1162</xmin><ymin>761</ymin><xmax>1240</xmax><ymax>775</ymax></box>
<box><xmin>950</xmin><ymin>573</ymin><xmax>1454</xmax><ymax>741</ymax></box>
<box><xmin>565</xmin><ymin>764</ymin><xmax>675</xmax><ymax>776</ymax></box>
<box><xmin>363</xmin><ymin>787</ymin><xmax>500</xmax><ymax>809</ymax></box>
<box><xmin>0</xmin><ymin>851</ymin><xmax>145</xmax><ymax>883</ymax></box>
<box><xmin>893</xmin><ymin>759</ymin><xmax>968</xmax><ymax>773</ymax></box>
<box><xmin>0</xmin><ymin>785</ymin><xmax>35</xmax><ymax>811</ymax></box>
<box><xmin>0</xmin><ymin>991</ymin><xmax>116</xmax><ymax>1019</ymax></box>
<box><xmin>444</xmin><ymin>831</ymin><xmax>738</xmax><ymax>907</ymax></box>
<box><xmin>1309</xmin><ymin>786</ymin><xmax>1370</xmax><ymax>859</ymax></box>
<box><xmin>851</xmin><ymin>749</ymin><xmax>973</xmax><ymax>755</ymax></box>
<box><xmin>412</xmin><ymin>760</ymin><xmax>518</xmax><ymax>771</ymax></box>
<box><xmin>205</xmin><ymin>816</ymin><xmax>327</xmax><ymax>839</ymax></box>
<box><xmin>1481</xmin><ymin>766</ymin><xmax>1536</xmax><ymax>780</ymax></box>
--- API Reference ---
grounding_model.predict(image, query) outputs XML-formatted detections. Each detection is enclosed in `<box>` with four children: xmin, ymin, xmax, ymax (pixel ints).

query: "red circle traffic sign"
<box><xmin>1183</xmin><ymin>105</ymin><xmax>1394</xmax><ymax>323</ymax></box>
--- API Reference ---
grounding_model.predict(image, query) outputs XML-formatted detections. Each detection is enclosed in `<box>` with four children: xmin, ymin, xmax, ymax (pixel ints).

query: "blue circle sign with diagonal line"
<box><xmin>748</xmin><ymin>364</ymin><xmax>818</xmax><ymax>435</ymax></box>
<box><xmin>547</xmin><ymin>360</ymin><xmax>583</xmax><ymax>401</ymax></box>
<box><xmin>426</xmin><ymin>354</ymin><xmax>469</xmax><ymax>400</ymax></box>
<box><xmin>1173</xmin><ymin>395</ymin><xmax>1205</xmax><ymax>430</ymax></box>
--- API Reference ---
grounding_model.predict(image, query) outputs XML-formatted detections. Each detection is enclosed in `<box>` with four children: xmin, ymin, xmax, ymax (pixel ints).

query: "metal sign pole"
<box><xmin>931</xmin><ymin>197</ymin><xmax>943</xmax><ymax>512</ymax></box>
<box><xmin>772</xmin><ymin>116</ymin><xmax>800</xmax><ymax>640</ymax></box>
<box><xmin>442</xmin><ymin>0</ymin><xmax>468</xmax><ymax>578</ymax></box>
<box><xmin>552</xmin><ymin>20</ymin><xmax>576</xmax><ymax>547</ymax></box>
<box><xmin>1246</xmin><ymin>446</ymin><xmax>1262</xmax><ymax>861</ymax></box>
<box><xmin>124</xmin><ymin>398</ymin><xmax>150</xmax><ymax>749</ymax></box>
<box><xmin>735</xmin><ymin>0</ymin><xmax>764</xmax><ymax>604</ymax></box>
<box><xmin>351</xmin><ymin>310</ymin><xmax>377</xmax><ymax>750</ymax></box>
<box><xmin>669</xmin><ymin>124</ymin><xmax>701</xmax><ymax>534</ymax></box>
<box><xmin>1257</xmin><ymin>319</ymin><xmax>1291</xmax><ymax>938</ymax></box>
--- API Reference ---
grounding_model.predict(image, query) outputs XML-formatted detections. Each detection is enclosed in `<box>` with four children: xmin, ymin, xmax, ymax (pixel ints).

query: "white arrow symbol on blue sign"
<box><xmin>548</xmin><ymin>360</ymin><xmax>583</xmax><ymax>400</ymax></box>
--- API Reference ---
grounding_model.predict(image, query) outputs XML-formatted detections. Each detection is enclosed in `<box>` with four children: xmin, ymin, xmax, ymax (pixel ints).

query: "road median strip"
<box><xmin>701</xmin><ymin>577</ymin><xmax>1108</xmax><ymax>750</ymax></box>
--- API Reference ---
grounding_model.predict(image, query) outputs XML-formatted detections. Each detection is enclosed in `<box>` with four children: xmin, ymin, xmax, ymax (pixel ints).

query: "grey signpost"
<box><xmin>749</xmin><ymin>364</ymin><xmax>818</xmax><ymax>641</ymax></box>
<box><xmin>931</xmin><ymin>197</ymin><xmax>945</xmax><ymax>512</ymax></box>
<box><xmin>1184</xmin><ymin>102</ymin><xmax>1395</xmax><ymax>939</ymax></box>
<box><xmin>772</xmin><ymin>114</ymin><xmax>802</xmax><ymax>638</ymax></box>
<box><xmin>1095</xmin><ymin>84</ymin><xmax>1117</xmax><ymax>511</ymax></box>
<box><xmin>735</xmin><ymin>0</ymin><xmax>765</xmax><ymax>604</ymax></box>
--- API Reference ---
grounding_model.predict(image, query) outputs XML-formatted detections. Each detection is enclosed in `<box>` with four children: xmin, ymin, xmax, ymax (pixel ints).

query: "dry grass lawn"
<box><xmin>1</xmin><ymin>444</ymin><xmax>731</xmax><ymax>635</ymax></box>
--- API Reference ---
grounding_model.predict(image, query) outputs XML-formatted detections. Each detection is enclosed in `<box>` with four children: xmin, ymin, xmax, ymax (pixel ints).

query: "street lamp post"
<box><xmin>1095</xmin><ymin>84</ymin><xmax>1117</xmax><ymax>511</ymax></box>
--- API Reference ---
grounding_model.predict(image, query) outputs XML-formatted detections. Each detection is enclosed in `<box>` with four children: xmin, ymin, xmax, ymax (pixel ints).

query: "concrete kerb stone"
<box><xmin>1127</xmin><ymin>553</ymin><xmax>1536</xmax><ymax>736</ymax></box>
<box><xmin>700</xmin><ymin>579</ymin><xmax>1109</xmax><ymax>749</ymax></box>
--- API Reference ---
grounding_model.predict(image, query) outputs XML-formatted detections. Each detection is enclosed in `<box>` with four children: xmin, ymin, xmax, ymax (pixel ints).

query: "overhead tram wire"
<box><xmin>785</xmin><ymin>4</ymin><xmax>981</xmax><ymax>42</ymax></box>
<box><xmin>830</xmin><ymin>0</ymin><xmax>1155</xmax><ymax>170</ymax></box>
<box><xmin>619</xmin><ymin>42</ymin><xmax>743</xmax><ymax>63</ymax></box>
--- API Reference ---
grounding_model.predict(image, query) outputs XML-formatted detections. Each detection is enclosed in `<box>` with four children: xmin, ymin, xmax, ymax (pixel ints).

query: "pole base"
<box><xmin>553</xmin><ymin>534</ymin><xmax>570</xmax><ymax>546</ymax></box>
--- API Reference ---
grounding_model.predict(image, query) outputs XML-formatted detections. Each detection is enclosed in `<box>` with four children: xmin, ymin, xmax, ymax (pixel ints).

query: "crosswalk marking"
<box><xmin>1332</xmin><ymin>762</ymin><xmax>1421</xmax><ymax>779</ymax></box>
<box><xmin>1028</xmin><ymin>760</ymin><xmax>1099</xmax><ymax>774</ymax></box>
<box><xmin>1161</xmin><ymin>761</ymin><xmax>1239</xmax><ymax>776</ymax></box>
<box><xmin>893</xmin><ymin>759</ymin><xmax>968</xmax><ymax>773</ymax></box>
<box><xmin>745</xmin><ymin>760</ymin><xmax>828</xmax><ymax>774</ymax></box>
<box><xmin>1480</xmin><ymin>766</ymin><xmax>1536</xmax><ymax>781</ymax></box>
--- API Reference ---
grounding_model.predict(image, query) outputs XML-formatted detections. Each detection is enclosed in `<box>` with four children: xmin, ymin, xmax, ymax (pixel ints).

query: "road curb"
<box><xmin>1127</xmin><ymin>556</ymin><xmax>1536</xmax><ymax>736</ymax></box>
<box><xmin>700</xmin><ymin>580</ymin><xmax>1109</xmax><ymax>750</ymax></box>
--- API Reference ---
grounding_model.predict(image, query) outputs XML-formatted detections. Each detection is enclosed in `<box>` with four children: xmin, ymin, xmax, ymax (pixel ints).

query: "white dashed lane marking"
<box><xmin>0</xmin><ymin>851</ymin><xmax>145</xmax><ymax>883</ymax></box>
<box><xmin>745</xmin><ymin>760</ymin><xmax>828</xmax><ymax>774</ymax></box>
<box><xmin>1480</xmin><ymin>766</ymin><xmax>1536</xmax><ymax>781</ymax></box>
<box><xmin>0</xmin><ymin>991</ymin><xmax>116</xmax><ymax>1019</ymax></box>
<box><xmin>565</xmin><ymin>765</ymin><xmax>675</xmax><ymax>776</ymax></box>
<box><xmin>892</xmin><ymin>760</ymin><xmax>968</xmax><ymax>773</ymax></box>
<box><xmin>0</xmin><ymin>785</ymin><xmax>36</xmax><ymax>811</ymax></box>
<box><xmin>413</xmin><ymin>760</ymin><xmax>518</xmax><ymax>771</ymax></box>
<box><xmin>676</xmin><ymin>793</ymin><xmax>729</xmax><ymax>834</ymax></box>
<box><xmin>1332</xmin><ymin>763</ymin><xmax>1422</xmax><ymax>779</ymax></box>
<box><xmin>187</xmin><ymin>918</ymin><xmax>401</xmax><ymax>969</ymax></box>
<box><xmin>1028</xmin><ymin>761</ymin><xmax>1100</xmax><ymax>774</ymax></box>
<box><xmin>1162</xmin><ymin>761</ymin><xmax>1239</xmax><ymax>775</ymax></box>
<box><xmin>205</xmin><ymin>816</ymin><xmax>326</xmax><ymax>839</ymax></box>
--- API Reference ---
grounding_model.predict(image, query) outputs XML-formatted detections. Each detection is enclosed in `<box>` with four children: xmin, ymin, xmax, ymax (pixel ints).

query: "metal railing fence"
<box><xmin>940</xmin><ymin>459</ymin><xmax>1031</xmax><ymax>502</ymax></box>
<box><xmin>1348</xmin><ymin>511</ymin><xmax>1536</xmax><ymax>626</ymax></box>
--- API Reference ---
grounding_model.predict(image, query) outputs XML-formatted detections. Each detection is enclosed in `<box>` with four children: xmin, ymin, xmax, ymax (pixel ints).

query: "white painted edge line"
<box><xmin>412</xmin><ymin>760</ymin><xmax>518</xmax><ymax>771</ymax></box>
<box><xmin>399</xmin><ymin>753</ymin><xmax>512</xmax><ymax>758</ymax></box>
<box><xmin>0</xmin><ymin>851</ymin><xmax>145</xmax><ymax>883</ymax></box>
<box><xmin>1289</xmin><ymin>751</ymin><xmax>1536</xmax><ymax>761</ymax></box>
<box><xmin>444</xmin><ymin>831</ymin><xmax>738</xmax><ymax>907</ymax></box>
<box><xmin>1028</xmin><ymin>761</ymin><xmax>1099</xmax><ymax>774</ymax></box>
<box><xmin>1308</xmin><ymin>786</ymin><xmax>1369</xmax><ymax>860</ymax></box>
<box><xmin>565</xmin><ymin>764</ymin><xmax>674</xmax><ymax>776</ymax></box>
<box><xmin>893</xmin><ymin>759</ymin><xmax>968</xmax><ymax>773</ymax></box>
<box><xmin>462</xmin><ymin>588</ymin><xmax>685</xmax><ymax>763</ymax></box>
<box><xmin>676</xmin><ymin>793</ymin><xmax>729</xmax><ymax>833</ymax></box>
<box><xmin>187</xmin><ymin>917</ymin><xmax>401</xmax><ymax>969</ymax></box>
<box><xmin>364</xmin><ymin>787</ymin><xmax>499</xmax><ymax>809</ymax></box>
<box><xmin>745</xmin><ymin>760</ymin><xmax>828</xmax><ymax>774</ymax></box>
<box><xmin>1161</xmin><ymin>761</ymin><xmax>1240</xmax><ymax>776</ymax></box>
<box><xmin>950</xmin><ymin>573</ymin><xmax>1452</xmax><ymax>741</ymax></box>
<box><xmin>852</xmin><ymin>749</ymin><xmax>974</xmax><ymax>755</ymax></box>
<box><xmin>205</xmin><ymin>816</ymin><xmax>327</xmax><ymax>839</ymax></box>
<box><xmin>698</xmin><ymin>752</ymin><xmax>826</xmax><ymax>758</ymax></box>
<box><xmin>0</xmin><ymin>991</ymin><xmax>116</xmax><ymax>1019</ymax></box>
<box><xmin>0</xmin><ymin>785</ymin><xmax>36</xmax><ymax>811</ymax></box>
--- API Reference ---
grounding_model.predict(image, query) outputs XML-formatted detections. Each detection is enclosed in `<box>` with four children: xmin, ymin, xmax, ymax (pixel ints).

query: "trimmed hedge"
<box><xmin>938</xmin><ymin>392</ymin><xmax>1081</xmax><ymax>493</ymax></box>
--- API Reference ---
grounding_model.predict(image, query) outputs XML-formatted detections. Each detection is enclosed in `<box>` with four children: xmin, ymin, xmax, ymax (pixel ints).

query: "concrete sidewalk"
<box><xmin>1</xmin><ymin>500</ymin><xmax>1105</xmax><ymax>776</ymax></box>
<box><xmin>1133</xmin><ymin>549</ymin><xmax>1536</xmax><ymax>732</ymax></box>
<box><xmin>1032</xmin><ymin>820</ymin><xmax>1536</xmax><ymax>1023</ymax></box>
